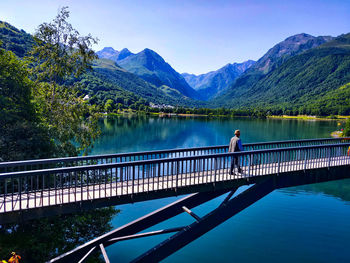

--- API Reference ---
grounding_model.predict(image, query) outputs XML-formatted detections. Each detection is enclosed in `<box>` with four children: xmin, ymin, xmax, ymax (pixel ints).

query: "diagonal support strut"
<box><xmin>131</xmin><ymin>179</ymin><xmax>275</xmax><ymax>263</ymax></box>
<box><xmin>49</xmin><ymin>188</ymin><xmax>230</xmax><ymax>262</ymax></box>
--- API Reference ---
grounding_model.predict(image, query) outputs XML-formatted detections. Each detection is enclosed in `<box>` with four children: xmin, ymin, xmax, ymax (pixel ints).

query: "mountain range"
<box><xmin>249</xmin><ymin>33</ymin><xmax>333</xmax><ymax>74</ymax></box>
<box><xmin>91</xmin><ymin>58</ymin><xmax>202</xmax><ymax>106</ymax></box>
<box><xmin>2</xmin><ymin>19</ymin><xmax>350</xmax><ymax>115</ymax></box>
<box><xmin>96</xmin><ymin>47</ymin><xmax>133</xmax><ymax>61</ymax></box>
<box><xmin>182</xmin><ymin>60</ymin><xmax>255</xmax><ymax>100</ymax></box>
<box><xmin>0</xmin><ymin>21</ymin><xmax>203</xmax><ymax>108</ymax></box>
<box><xmin>97</xmin><ymin>47</ymin><xmax>201</xmax><ymax>100</ymax></box>
<box><xmin>213</xmin><ymin>33</ymin><xmax>334</xmax><ymax>106</ymax></box>
<box><xmin>98</xmin><ymin>47</ymin><xmax>255</xmax><ymax>101</ymax></box>
<box><xmin>213</xmin><ymin>33</ymin><xmax>350</xmax><ymax>115</ymax></box>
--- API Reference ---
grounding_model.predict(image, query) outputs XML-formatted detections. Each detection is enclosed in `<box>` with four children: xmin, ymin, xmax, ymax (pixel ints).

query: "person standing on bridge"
<box><xmin>229</xmin><ymin>130</ymin><xmax>243</xmax><ymax>175</ymax></box>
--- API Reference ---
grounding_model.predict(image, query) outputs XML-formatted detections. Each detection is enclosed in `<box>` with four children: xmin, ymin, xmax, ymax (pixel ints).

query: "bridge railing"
<box><xmin>1</xmin><ymin>143</ymin><xmax>349</xmax><ymax>213</ymax></box>
<box><xmin>1</xmin><ymin>137</ymin><xmax>349</xmax><ymax>173</ymax></box>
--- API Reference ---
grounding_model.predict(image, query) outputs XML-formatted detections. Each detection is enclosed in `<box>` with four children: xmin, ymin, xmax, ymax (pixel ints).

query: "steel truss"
<box><xmin>49</xmin><ymin>163</ymin><xmax>350</xmax><ymax>263</ymax></box>
<box><xmin>49</xmin><ymin>178</ymin><xmax>275</xmax><ymax>263</ymax></box>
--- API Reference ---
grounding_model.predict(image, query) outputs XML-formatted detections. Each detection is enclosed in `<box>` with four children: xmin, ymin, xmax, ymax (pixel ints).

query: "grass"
<box><xmin>269</xmin><ymin>115</ymin><xmax>350</xmax><ymax>120</ymax></box>
<box><xmin>331</xmin><ymin>131</ymin><xmax>343</xmax><ymax>138</ymax></box>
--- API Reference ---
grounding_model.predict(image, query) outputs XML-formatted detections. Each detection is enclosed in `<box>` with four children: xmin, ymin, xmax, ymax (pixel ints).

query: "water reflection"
<box><xmin>91</xmin><ymin>116</ymin><xmax>350</xmax><ymax>263</ymax></box>
<box><xmin>94</xmin><ymin>116</ymin><xmax>338</xmax><ymax>153</ymax></box>
<box><xmin>280</xmin><ymin>178</ymin><xmax>350</xmax><ymax>203</ymax></box>
<box><xmin>93</xmin><ymin>116</ymin><xmax>350</xmax><ymax>203</ymax></box>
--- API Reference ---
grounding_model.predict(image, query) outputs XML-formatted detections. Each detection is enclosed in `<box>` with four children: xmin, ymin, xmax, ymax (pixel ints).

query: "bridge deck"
<box><xmin>1</xmin><ymin>155</ymin><xmax>349</xmax><ymax>214</ymax></box>
<box><xmin>2</xmin><ymin>138</ymin><xmax>349</xmax><ymax>173</ymax></box>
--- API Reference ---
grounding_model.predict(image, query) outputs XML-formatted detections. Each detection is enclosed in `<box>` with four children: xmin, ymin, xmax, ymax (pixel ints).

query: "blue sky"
<box><xmin>1</xmin><ymin>0</ymin><xmax>349</xmax><ymax>74</ymax></box>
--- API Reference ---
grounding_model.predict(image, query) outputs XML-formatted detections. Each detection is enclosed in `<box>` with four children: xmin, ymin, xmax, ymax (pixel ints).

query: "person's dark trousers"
<box><xmin>230</xmin><ymin>156</ymin><xmax>242</xmax><ymax>174</ymax></box>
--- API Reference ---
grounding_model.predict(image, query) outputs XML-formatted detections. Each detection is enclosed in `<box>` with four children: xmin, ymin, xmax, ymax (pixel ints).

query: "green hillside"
<box><xmin>214</xmin><ymin>34</ymin><xmax>350</xmax><ymax>115</ymax></box>
<box><xmin>115</xmin><ymin>48</ymin><xmax>202</xmax><ymax>100</ymax></box>
<box><xmin>0</xmin><ymin>21</ymin><xmax>35</xmax><ymax>57</ymax></box>
<box><xmin>2</xmin><ymin>19</ymin><xmax>350</xmax><ymax>115</ymax></box>
<box><xmin>0</xmin><ymin>20</ymin><xmax>202</xmax><ymax>110</ymax></box>
<box><xmin>93</xmin><ymin>58</ymin><xmax>204</xmax><ymax>107</ymax></box>
<box><xmin>214</xmin><ymin>34</ymin><xmax>332</xmax><ymax>102</ymax></box>
<box><xmin>308</xmin><ymin>82</ymin><xmax>350</xmax><ymax>115</ymax></box>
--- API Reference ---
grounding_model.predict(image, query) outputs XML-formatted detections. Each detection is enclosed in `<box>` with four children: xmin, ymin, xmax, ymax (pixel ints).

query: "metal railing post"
<box><xmin>277</xmin><ymin>151</ymin><xmax>281</xmax><ymax>175</ymax></box>
<box><xmin>1</xmin><ymin>141</ymin><xmax>350</xmax><ymax>217</ymax></box>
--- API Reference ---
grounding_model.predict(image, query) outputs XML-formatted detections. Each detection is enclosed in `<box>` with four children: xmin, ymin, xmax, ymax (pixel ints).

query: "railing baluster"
<box><xmin>41</xmin><ymin>173</ymin><xmax>45</xmax><ymax>207</ymax></box>
<box><xmin>180</xmin><ymin>160</ymin><xmax>186</xmax><ymax>186</ymax></box>
<box><xmin>175</xmin><ymin>161</ymin><xmax>179</xmax><ymax>191</ymax></box>
<box><xmin>130</xmin><ymin>165</ymin><xmax>134</xmax><ymax>196</ymax></box>
<box><xmin>2</xmin><ymin>141</ymin><xmax>350</xmax><ymax>219</ymax></box>
<box><xmin>110</xmin><ymin>167</ymin><xmax>113</xmax><ymax>197</ymax></box>
<box><xmin>121</xmin><ymin>166</ymin><xmax>124</xmax><ymax>195</ymax></box>
<box><xmin>60</xmin><ymin>172</ymin><xmax>63</xmax><ymax>204</ymax></box>
<box><xmin>98</xmin><ymin>168</ymin><xmax>101</xmax><ymax>199</ymax></box>
<box><xmin>80</xmin><ymin>171</ymin><xmax>83</xmax><ymax>203</ymax></box>
<box><xmin>92</xmin><ymin>169</ymin><xmax>95</xmax><ymax>200</ymax></box>
<box><xmin>223</xmin><ymin>156</ymin><xmax>226</xmax><ymax>181</ymax></box>
<box><xmin>214</xmin><ymin>158</ymin><xmax>217</xmax><ymax>186</ymax></box>
<box><xmin>74</xmin><ymin>171</ymin><xmax>77</xmax><ymax>202</ymax></box>
<box><xmin>54</xmin><ymin>172</ymin><xmax>57</xmax><ymax>205</ymax></box>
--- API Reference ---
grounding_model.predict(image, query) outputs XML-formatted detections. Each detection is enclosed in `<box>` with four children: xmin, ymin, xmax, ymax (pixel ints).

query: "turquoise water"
<box><xmin>91</xmin><ymin>116</ymin><xmax>350</xmax><ymax>262</ymax></box>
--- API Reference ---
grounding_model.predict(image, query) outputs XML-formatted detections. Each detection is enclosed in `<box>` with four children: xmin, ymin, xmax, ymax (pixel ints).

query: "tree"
<box><xmin>0</xmin><ymin>208</ymin><xmax>117</xmax><ymax>262</ymax></box>
<box><xmin>343</xmin><ymin>119</ymin><xmax>350</xmax><ymax>137</ymax></box>
<box><xmin>0</xmin><ymin>8</ymin><xmax>118</xmax><ymax>262</ymax></box>
<box><xmin>104</xmin><ymin>99</ymin><xmax>115</xmax><ymax>112</ymax></box>
<box><xmin>31</xmin><ymin>6</ymin><xmax>97</xmax><ymax>85</ymax></box>
<box><xmin>29</xmin><ymin>6</ymin><xmax>100</xmax><ymax>156</ymax></box>
<box><xmin>0</xmin><ymin>47</ymin><xmax>53</xmax><ymax>161</ymax></box>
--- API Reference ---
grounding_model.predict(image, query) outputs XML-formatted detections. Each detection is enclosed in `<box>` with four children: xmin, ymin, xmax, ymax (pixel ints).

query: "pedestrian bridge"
<box><xmin>1</xmin><ymin>138</ymin><xmax>350</xmax><ymax>225</ymax></box>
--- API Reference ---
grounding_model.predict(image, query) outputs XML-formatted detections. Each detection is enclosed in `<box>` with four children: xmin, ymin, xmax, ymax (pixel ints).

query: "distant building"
<box><xmin>149</xmin><ymin>102</ymin><xmax>174</xmax><ymax>109</ymax></box>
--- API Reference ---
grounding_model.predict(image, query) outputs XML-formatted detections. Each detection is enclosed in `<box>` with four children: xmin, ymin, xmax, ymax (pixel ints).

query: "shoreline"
<box><xmin>268</xmin><ymin>115</ymin><xmax>350</xmax><ymax>121</ymax></box>
<box><xmin>331</xmin><ymin>131</ymin><xmax>343</xmax><ymax>138</ymax></box>
<box><xmin>104</xmin><ymin>112</ymin><xmax>350</xmax><ymax>121</ymax></box>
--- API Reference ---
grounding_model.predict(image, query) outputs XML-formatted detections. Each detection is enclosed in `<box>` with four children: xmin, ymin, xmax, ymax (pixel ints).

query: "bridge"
<box><xmin>1</xmin><ymin>138</ymin><xmax>350</xmax><ymax>262</ymax></box>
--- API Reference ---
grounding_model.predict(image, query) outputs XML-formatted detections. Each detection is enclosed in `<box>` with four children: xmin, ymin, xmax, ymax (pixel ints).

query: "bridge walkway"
<box><xmin>1</xmin><ymin>140</ymin><xmax>349</xmax><ymax>223</ymax></box>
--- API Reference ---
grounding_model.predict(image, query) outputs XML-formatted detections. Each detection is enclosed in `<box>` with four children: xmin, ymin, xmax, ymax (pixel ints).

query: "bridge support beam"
<box><xmin>49</xmin><ymin>188</ymin><xmax>230</xmax><ymax>262</ymax></box>
<box><xmin>46</xmin><ymin>162</ymin><xmax>350</xmax><ymax>262</ymax></box>
<box><xmin>131</xmin><ymin>178</ymin><xmax>275</xmax><ymax>262</ymax></box>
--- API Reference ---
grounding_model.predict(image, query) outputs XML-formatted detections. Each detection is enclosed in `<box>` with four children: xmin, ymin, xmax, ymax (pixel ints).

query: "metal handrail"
<box><xmin>1</xmin><ymin>142</ymin><xmax>349</xmax><ymax>178</ymax></box>
<box><xmin>1</xmin><ymin>137</ymin><xmax>349</xmax><ymax>173</ymax></box>
<box><xmin>1</xmin><ymin>142</ymin><xmax>349</xmax><ymax>215</ymax></box>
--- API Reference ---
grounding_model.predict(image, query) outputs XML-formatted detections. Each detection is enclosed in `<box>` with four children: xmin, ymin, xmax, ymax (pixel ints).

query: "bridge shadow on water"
<box><xmin>280</xmin><ymin>177</ymin><xmax>350</xmax><ymax>203</ymax></box>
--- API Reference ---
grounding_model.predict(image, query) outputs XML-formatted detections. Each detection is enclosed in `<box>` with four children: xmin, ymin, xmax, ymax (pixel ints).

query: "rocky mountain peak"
<box><xmin>118</xmin><ymin>48</ymin><xmax>133</xmax><ymax>60</ymax></box>
<box><xmin>252</xmin><ymin>33</ymin><xmax>334</xmax><ymax>73</ymax></box>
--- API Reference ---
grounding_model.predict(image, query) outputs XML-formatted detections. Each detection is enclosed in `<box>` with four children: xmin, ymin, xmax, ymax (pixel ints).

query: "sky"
<box><xmin>1</xmin><ymin>0</ymin><xmax>349</xmax><ymax>74</ymax></box>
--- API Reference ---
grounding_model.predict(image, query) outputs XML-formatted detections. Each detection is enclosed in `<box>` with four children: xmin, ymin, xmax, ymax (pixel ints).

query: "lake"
<box><xmin>90</xmin><ymin>116</ymin><xmax>350</xmax><ymax>262</ymax></box>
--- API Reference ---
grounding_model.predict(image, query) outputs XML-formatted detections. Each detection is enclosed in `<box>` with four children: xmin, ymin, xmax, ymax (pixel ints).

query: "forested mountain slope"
<box><xmin>91</xmin><ymin>58</ymin><xmax>202</xmax><ymax>107</ymax></box>
<box><xmin>98</xmin><ymin>47</ymin><xmax>202</xmax><ymax>100</ymax></box>
<box><xmin>2</xmin><ymin>20</ymin><xmax>349</xmax><ymax>115</ymax></box>
<box><xmin>213</xmin><ymin>34</ymin><xmax>350</xmax><ymax>115</ymax></box>
<box><xmin>0</xmin><ymin>20</ymin><xmax>35</xmax><ymax>57</ymax></box>
<box><xmin>214</xmin><ymin>33</ymin><xmax>334</xmax><ymax>106</ymax></box>
<box><xmin>0</xmin><ymin>21</ymin><xmax>201</xmax><ymax>108</ymax></box>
